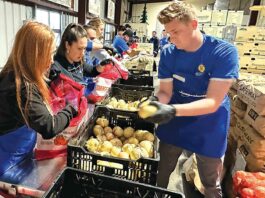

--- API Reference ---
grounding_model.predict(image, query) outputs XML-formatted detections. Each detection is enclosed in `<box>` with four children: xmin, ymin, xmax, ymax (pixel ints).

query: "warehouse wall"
<box><xmin>132</xmin><ymin>2</ymin><xmax>171</xmax><ymax>39</ymax></box>
<box><xmin>0</xmin><ymin>0</ymin><xmax>77</xmax><ymax>69</ymax></box>
<box><xmin>121</xmin><ymin>0</ymin><xmax>129</xmax><ymax>24</ymax></box>
<box><xmin>131</xmin><ymin>1</ymin><xmax>219</xmax><ymax>39</ymax></box>
<box><xmin>0</xmin><ymin>0</ymin><xmax>33</xmax><ymax>68</ymax></box>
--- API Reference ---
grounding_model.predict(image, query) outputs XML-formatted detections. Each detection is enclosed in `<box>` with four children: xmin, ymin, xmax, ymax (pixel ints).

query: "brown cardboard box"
<box><xmin>235</xmin><ymin>116</ymin><xmax>265</xmax><ymax>158</ymax></box>
<box><xmin>244</xmin><ymin>106</ymin><xmax>265</xmax><ymax>137</ymax></box>
<box><xmin>228</xmin><ymin>89</ymin><xmax>247</xmax><ymax>118</ymax></box>
<box><xmin>237</xmin><ymin>75</ymin><xmax>265</xmax><ymax>115</ymax></box>
<box><xmin>238</xmin><ymin>140</ymin><xmax>265</xmax><ymax>172</ymax></box>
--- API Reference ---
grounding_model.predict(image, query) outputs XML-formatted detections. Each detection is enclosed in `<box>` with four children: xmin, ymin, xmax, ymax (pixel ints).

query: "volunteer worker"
<box><xmin>142</xmin><ymin>2</ymin><xmax>239</xmax><ymax>198</ymax></box>
<box><xmin>0</xmin><ymin>21</ymin><xmax>77</xmax><ymax>176</ymax></box>
<box><xmin>51</xmin><ymin>23</ymin><xmax>107</xmax><ymax>85</ymax></box>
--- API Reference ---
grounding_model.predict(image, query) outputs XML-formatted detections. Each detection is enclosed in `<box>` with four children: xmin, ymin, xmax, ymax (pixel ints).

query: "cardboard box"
<box><xmin>238</xmin><ymin>140</ymin><xmax>265</xmax><ymax>172</ymax></box>
<box><xmin>244</xmin><ymin>106</ymin><xmax>265</xmax><ymax>136</ymax></box>
<box><xmin>237</xmin><ymin>77</ymin><xmax>265</xmax><ymax>114</ymax></box>
<box><xmin>235</xmin><ymin>116</ymin><xmax>265</xmax><ymax>158</ymax></box>
<box><xmin>228</xmin><ymin>89</ymin><xmax>247</xmax><ymax>118</ymax></box>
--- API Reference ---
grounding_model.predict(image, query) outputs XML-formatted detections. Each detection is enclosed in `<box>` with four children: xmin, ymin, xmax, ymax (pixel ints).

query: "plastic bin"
<box><xmin>116</xmin><ymin>76</ymin><xmax>154</xmax><ymax>87</ymax></box>
<box><xmin>128</xmin><ymin>69</ymin><xmax>151</xmax><ymax>76</ymax></box>
<box><xmin>67</xmin><ymin>106</ymin><xmax>159</xmax><ymax>185</ymax></box>
<box><xmin>43</xmin><ymin>167</ymin><xmax>184</xmax><ymax>198</ymax></box>
<box><xmin>97</xmin><ymin>84</ymin><xmax>154</xmax><ymax>111</ymax></box>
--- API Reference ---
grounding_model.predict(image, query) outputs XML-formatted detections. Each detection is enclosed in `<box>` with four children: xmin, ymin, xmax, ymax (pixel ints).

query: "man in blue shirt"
<box><xmin>113</xmin><ymin>29</ymin><xmax>135</xmax><ymax>57</ymax></box>
<box><xmin>149</xmin><ymin>31</ymin><xmax>159</xmax><ymax>57</ymax></box>
<box><xmin>140</xmin><ymin>2</ymin><xmax>238</xmax><ymax>198</ymax></box>
<box><xmin>159</xmin><ymin>29</ymin><xmax>169</xmax><ymax>50</ymax></box>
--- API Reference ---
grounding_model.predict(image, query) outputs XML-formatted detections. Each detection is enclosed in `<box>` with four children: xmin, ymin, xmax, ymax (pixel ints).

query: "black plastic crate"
<box><xmin>43</xmin><ymin>167</ymin><xmax>184</xmax><ymax>198</ymax></box>
<box><xmin>98</xmin><ymin>84</ymin><xmax>154</xmax><ymax>109</ymax></box>
<box><xmin>67</xmin><ymin>106</ymin><xmax>159</xmax><ymax>185</ymax></box>
<box><xmin>115</xmin><ymin>72</ymin><xmax>154</xmax><ymax>87</ymax></box>
<box><xmin>128</xmin><ymin>69</ymin><xmax>151</xmax><ymax>76</ymax></box>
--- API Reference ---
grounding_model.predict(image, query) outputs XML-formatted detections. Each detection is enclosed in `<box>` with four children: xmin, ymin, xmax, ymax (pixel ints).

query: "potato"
<box><xmin>110</xmin><ymin>97</ymin><xmax>118</xmax><ymax>103</ymax></box>
<box><xmin>99</xmin><ymin>151</ymin><xmax>110</xmax><ymax>156</ymax></box>
<box><xmin>133</xmin><ymin>100</ymin><xmax>140</xmax><ymax>108</ymax></box>
<box><xmin>143</xmin><ymin>132</ymin><xmax>155</xmax><ymax>142</ymax></box>
<box><xmin>128</xmin><ymin>137</ymin><xmax>139</xmax><ymax>145</ymax></box>
<box><xmin>117</xmin><ymin>103</ymin><xmax>128</xmax><ymax>110</ymax></box>
<box><xmin>86</xmin><ymin>138</ymin><xmax>99</xmax><ymax>152</ymax></box>
<box><xmin>134</xmin><ymin>130</ymin><xmax>147</xmax><ymax>141</ymax></box>
<box><xmin>139</xmin><ymin>147</ymin><xmax>149</xmax><ymax>158</ymax></box>
<box><xmin>96</xmin><ymin>117</ymin><xmax>109</xmax><ymax>127</ymax></box>
<box><xmin>106</xmin><ymin>104</ymin><xmax>114</xmax><ymax>109</ymax></box>
<box><xmin>113</xmin><ymin>126</ymin><xmax>124</xmax><ymax>137</ymax></box>
<box><xmin>130</xmin><ymin>147</ymin><xmax>141</xmax><ymax>160</ymax></box>
<box><xmin>118</xmin><ymin>152</ymin><xmax>130</xmax><ymax>159</ymax></box>
<box><xmin>106</xmin><ymin>132</ymin><xmax>115</xmax><ymax>141</ymax></box>
<box><xmin>110</xmin><ymin>146</ymin><xmax>121</xmax><ymax>157</ymax></box>
<box><xmin>122</xmin><ymin>143</ymin><xmax>135</xmax><ymax>154</ymax></box>
<box><xmin>140</xmin><ymin>140</ymin><xmax>153</xmax><ymax>158</ymax></box>
<box><xmin>138</xmin><ymin>104</ymin><xmax>157</xmax><ymax>119</ymax></box>
<box><xmin>140</xmin><ymin>97</ymin><xmax>148</xmax><ymax>102</ymax></box>
<box><xmin>99</xmin><ymin>141</ymin><xmax>113</xmax><ymax>153</ymax></box>
<box><xmin>123</xmin><ymin>139</ymin><xmax>129</xmax><ymax>145</ymax></box>
<box><xmin>123</xmin><ymin>127</ymin><xmax>135</xmax><ymax>138</ymax></box>
<box><xmin>109</xmin><ymin>101</ymin><xmax>118</xmax><ymax>108</ymax></box>
<box><xmin>118</xmin><ymin>99</ymin><xmax>126</xmax><ymax>105</ymax></box>
<box><xmin>128</xmin><ymin>106</ymin><xmax>137</xmax><ymax>111</ymax></box>
<box><xmin>96</xmin><ymin>134</ymin><xmax>107</xmax><ymax>142</ymax></box>
<box><xmin>93</xmin><ymin>125</ymin><xmax>104</xmax><ymax>136</ymax></box>
<box><xmin>110</xmin><ymin>138</ymin><xmax>123</xmax><ymax>147</ymax></box>
<box><xmin>104</xmin><ymin>126</ymin><xmax>113</xmax><ymax>134</ymax></box>
<box><xmin>119</xmin><ymin>136</ymin><xmax>126</xmax><ymax>143</ymax></box>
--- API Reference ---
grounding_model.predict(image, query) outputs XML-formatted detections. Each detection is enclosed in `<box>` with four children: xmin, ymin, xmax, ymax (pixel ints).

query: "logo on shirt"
<box><xmin>198</xmin><ymin>64</ymin><xmax>205</xmax><ymax>73</ymax></box>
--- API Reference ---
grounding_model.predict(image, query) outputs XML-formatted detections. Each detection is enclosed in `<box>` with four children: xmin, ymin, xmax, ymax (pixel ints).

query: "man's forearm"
<box><xmin>172</xmin><ymin>98</ymin><xmax>220</xmax><ymax>117</ymax></box>
<box><xmin>156</xmin><ymin>91</ymin><xmax>172</xmax><ymax>104</ymax></box>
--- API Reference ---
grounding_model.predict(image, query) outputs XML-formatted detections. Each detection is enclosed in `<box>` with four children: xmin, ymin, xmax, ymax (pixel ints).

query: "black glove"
<box><xmin>149</xmin><ymin>95</ymin><xmax>159</xmax><ymax>102</ymax></box>
<box><xmin>49</xmin><ymin>69</ymin><xmax>61</xmax><ymax>81</ymax></box>
<box><xmin>65</xmin><ymin>103</ymin><xmax>78</xmax><ymax>118</ymax></box>
<box><xmin>144</xmin><ymin>101</ymin><xmax>176</xmax><ymax>124</ymax></box>
<box><xmin>138</xmin><ymin>95</ymin><xmax>158</xmax><ymax>108</ymax></box>
<box><xmin>103</xmin><ymin>46</ymin><xmax>114</xmax><ymax>55</ymax></box>
<box><xmin>99</xmin><ymin>58</ymin><xmax>114</xmax><ymax>66</ymax></box>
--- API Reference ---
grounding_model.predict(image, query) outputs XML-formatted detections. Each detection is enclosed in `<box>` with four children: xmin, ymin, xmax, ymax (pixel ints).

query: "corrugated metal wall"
<box><xmin>0</xmin><ymin>0</ymin><xmax>33</xmax><ymax>68</ymax></box>
<box><xmin>0</xmin><ymin>0</ymin><xmax>78</xmax><ymax>69</ymax></box>
<box><xmin>61</xmin><ymin>12</ymin><xmax>78</xmax><ymax>31</ymax></box>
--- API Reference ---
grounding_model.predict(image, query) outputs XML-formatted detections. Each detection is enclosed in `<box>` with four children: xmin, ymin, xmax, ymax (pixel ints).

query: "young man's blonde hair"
<box><xmin>157</xmin><ymin>2</ymin><xmax>197</xmax><ymax>24</ymax></box>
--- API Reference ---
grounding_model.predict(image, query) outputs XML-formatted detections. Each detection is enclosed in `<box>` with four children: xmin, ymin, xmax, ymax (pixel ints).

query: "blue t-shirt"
<box><xmin>160</xmin><ymin>37</ymin><xmax>168</xmax><ymax>49</ymax></box>
<box><xmin>157</xmin><ymin>35</ymin><xmax>239</xmax><ymax>158</ymax></box>
<box><xmin>113</xmin><ymin>35</ymin><xmax>129</xmax><ymax>55</ymax></box>
<box><xmin>84</xmin><ymin>41</ymin><xmax>100</xmax><ymax>67</ymax></box>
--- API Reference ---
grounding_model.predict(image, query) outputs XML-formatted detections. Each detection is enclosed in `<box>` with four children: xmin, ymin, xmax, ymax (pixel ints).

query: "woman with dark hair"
<box><xmin>51</xmin><ymin>23</ymin><xmax>106</xmax><ymax>85</ymax></box>
<box><xmin>0</xmin><ymin>21</ymin><xmax>77</xmax><ymax>176</ymax></box>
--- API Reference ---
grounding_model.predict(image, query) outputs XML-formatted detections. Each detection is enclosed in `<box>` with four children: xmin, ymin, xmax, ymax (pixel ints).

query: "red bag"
<box><xmin>87</xmin><ymin>58</ymin><xmax>128</xmax><ymax>103</ymax></box>
<box><xmin>233</xmin><ymin>171</ymin><xmax>265</xmax><ymax>197</ymax></box>
<box><xmin>35</xmin><ymin>74</ymin><xmax>88</xmax><ymax>160</ymax></box>
<box><xmin>98</xmin><ymin>60</ymin><xmax>128</xmax><ymax>81</ymax></box>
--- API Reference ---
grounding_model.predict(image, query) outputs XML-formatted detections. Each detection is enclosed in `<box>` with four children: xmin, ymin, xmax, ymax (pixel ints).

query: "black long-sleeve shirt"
<box><xmin>51</xmin><ymin>54</ymin><xmax>99</xmax><ymax>85</ymax></box>
<box><xmin>0</xmin><ymin>71</ymin><xmax>74</xmax><ymax>139</ymax></box>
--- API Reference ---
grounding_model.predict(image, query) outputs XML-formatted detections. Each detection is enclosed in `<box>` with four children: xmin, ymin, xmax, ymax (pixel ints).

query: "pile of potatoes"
<box><xmin>105</xmin><ymin>97</ymin><xmax>147</xmax><ymax>111</ymax></box>
<box><xmin>85</xmin><ymin>116</ymin><xmax>155</xmax><ymax>160</ymax></box>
